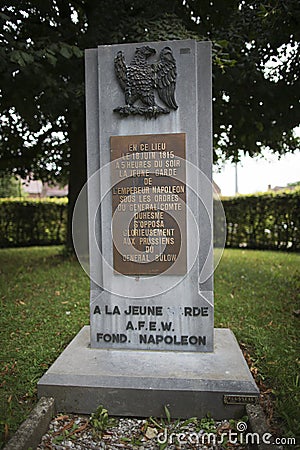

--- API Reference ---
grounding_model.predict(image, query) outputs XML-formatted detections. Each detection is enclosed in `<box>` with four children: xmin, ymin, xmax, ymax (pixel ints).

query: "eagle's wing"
<box><xmin>114</xmin><ymin>51</ymin><xmax>127</xmax><ymax>90</ymax></box>
<box><xmin>152</xmin><ymin>47</ymin><xmax>178</xmax><ymax>110</ymax></box>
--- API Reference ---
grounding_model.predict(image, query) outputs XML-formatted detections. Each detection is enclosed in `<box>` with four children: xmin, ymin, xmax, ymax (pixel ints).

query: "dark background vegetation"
<box><xmin>1</xmin><ymin>0</ymin><xmax>299</xmax><ymax>247</ymax></box>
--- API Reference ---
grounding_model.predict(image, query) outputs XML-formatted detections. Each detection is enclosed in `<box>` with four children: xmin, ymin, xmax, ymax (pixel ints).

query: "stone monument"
<box><xmin>38</xmin><ymin>39</ymin><xmax>259</xmax><ymax>418</ymax></box>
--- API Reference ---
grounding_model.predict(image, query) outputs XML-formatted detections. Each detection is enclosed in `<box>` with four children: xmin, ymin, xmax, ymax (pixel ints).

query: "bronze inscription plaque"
<box><xmin>110</xmin><ymin>133</ymin><xmax>186</xmax><ymax>275</ymax></box>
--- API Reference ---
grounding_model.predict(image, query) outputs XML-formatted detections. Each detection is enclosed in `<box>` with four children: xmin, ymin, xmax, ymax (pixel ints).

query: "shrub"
<box><xmin>0</xmin><ymin>198</ymin><xmax>67</xmax><ymax>247</ymax></box>
<box><xmin>0</xmin><ymin>189</ymin><xmax>299</xmax><ymax>251</ymax></box>
<box><xmin>221</xmin><ymin>188</ymin><xmax>300</xmax><ymax>251</ymax></box>
<box><xmin>0</xmin><ymin>175</ymin><xmax>24</xmax><ymax>198</ymax></box>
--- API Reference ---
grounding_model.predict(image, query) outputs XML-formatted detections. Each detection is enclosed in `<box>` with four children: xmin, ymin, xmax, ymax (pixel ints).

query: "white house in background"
<box><xmin>267</xmin><ymin>183</ymin><xmax>298</xmax><ymax>192</ymax></box>
<box><xmin>22</xmin><ymin>179</ymin><xmax>68</xmax><ymax>198</ymax></box>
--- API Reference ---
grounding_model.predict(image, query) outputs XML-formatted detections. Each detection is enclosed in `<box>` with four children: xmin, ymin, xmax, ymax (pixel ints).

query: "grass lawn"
<box><xmin>0</xmin><ymin>246</ymin><xmax>299</xmax><ymax>447</ymax></box>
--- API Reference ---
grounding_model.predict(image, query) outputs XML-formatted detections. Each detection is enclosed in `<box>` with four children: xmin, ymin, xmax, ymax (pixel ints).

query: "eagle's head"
<box><xmin>159</xmin><ymin>46</ymin><xmax>173</xmax><ymax>62</ymax></box>
<box><xmin>136</xmin><ymin>46</ymin><xmax>156</xmax><ymax>59</ymax></box>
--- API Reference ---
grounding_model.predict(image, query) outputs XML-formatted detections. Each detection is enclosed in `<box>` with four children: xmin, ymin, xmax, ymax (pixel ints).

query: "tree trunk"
<box><xmin>67</xmin><ymin>122</ymin><xmax>87</xmax><ymax>252</ymax></box>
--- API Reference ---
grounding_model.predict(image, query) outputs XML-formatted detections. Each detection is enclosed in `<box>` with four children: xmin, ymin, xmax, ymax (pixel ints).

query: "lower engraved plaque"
<box><xmin>110</xmin><ymin>133</ymin><xmax>187</xmax><ymax>275</ymax></box>
<box><xmin>223</xmin><ymin>395</ymin><xmax>259</xmax><ymax>405</ymax></box>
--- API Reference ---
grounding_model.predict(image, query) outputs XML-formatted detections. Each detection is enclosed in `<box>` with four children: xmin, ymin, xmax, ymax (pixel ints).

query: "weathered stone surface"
<box><xmin>246</xmin><ymin>404</ymin><xmax>284</xmax><ymax>450</ymax></box>
<box><xmin>38</xmin><ymin>326</ymin><xmax>259</xmax><ymax>418</ymax></box>
<box><xmin>4</xmin><ymin>397</ymin><xmax>55</xmax><ymax>450</ymax></box>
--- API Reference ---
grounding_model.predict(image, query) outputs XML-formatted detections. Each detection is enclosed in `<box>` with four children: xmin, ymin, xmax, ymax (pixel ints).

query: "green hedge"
<box><xmin>221</xmin><ymin>188</ymin><xmax>300</xmax><ymax>251</ymax></box>
<box><xmin>0</xmin><ymin>191</ymin><xmax>299</xmax><ymax>251</ymax></box>
<box><xmin>0</xmin><ymin>198</ymin><xmax>67</xmax><ymax>247</ymax></box>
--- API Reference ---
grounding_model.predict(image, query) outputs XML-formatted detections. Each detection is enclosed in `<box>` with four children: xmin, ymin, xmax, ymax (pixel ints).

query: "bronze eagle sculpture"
<box><xmin>114</xmin><ymin>45</ymin><xmax>178</xmax><ymax>118</ymax></box>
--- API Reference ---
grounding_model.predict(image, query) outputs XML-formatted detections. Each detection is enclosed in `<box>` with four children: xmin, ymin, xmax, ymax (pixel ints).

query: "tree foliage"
<box><xmin>0</xmin><ymin>1</ymin><xmax>299</xmax><ymax>202</ymax></box>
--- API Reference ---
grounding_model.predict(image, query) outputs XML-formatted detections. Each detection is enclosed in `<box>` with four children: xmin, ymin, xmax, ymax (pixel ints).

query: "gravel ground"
<box><xmin>37</xmin><ymin>413</ymin><xmax>250</xmax><ymax>450</ymax></box>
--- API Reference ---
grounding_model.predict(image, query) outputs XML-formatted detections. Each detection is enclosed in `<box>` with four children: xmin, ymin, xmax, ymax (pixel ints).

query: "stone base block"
<box><xmin>38</xmin><ymin>326</ymin><xmax>259</xmax><ymax>419</ymax></box>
